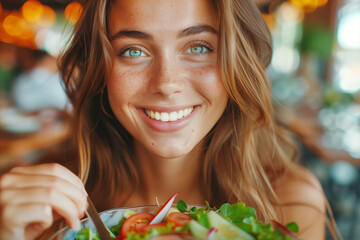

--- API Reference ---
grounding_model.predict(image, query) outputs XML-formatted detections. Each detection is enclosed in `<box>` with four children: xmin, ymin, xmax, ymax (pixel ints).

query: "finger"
<box><xmin>1</xmin><ymin>187</ymin><xmax>81</xmax><ymax>229</ymax></box>
<box><xmin>2</xmin><ymin>203</ymin><xmax>53</xmax><ymax>231</ymax></box>
<box><xmin>9</xmin><ymin>163</ymin><xmax>85</xmax><ymax>192</ymax></box>
<box><xmin>0</xmin><ymin>173</ymin><xmax>87</xmax><ymax>215</ymax></box>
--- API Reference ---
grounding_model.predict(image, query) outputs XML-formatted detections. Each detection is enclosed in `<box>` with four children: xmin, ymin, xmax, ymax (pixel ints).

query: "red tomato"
<box><xmin>120</xmin><ymin>212</ymin><xmax>155</xmax><ymax>239</ymax></box>
<box><xmin>166</xmin><ymin>212</ymin><xmax>192</xmax><ymax>227</ymax></box>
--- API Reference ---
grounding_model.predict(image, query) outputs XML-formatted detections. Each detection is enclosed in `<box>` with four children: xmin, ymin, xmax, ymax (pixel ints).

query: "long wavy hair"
<box><xmin>58</xmin><ymin>0</ymin><xmax>299</xmax><ymax>223</ymax></box>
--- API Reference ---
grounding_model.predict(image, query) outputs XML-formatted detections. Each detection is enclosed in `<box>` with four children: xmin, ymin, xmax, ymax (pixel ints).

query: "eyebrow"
<box><xmin>110</xmin><ymin>30</ymin><xmax>152</xmax><ymax>41</ymax></box>
<box><xmin>177</xmin><ymin>24</ymin><xmax>218</xmax><ymax>38</ymax></box>
<box><xmin>110</xmin><ymin>24</ymin><xmax>218</xmax><ymax>41</ymax></box>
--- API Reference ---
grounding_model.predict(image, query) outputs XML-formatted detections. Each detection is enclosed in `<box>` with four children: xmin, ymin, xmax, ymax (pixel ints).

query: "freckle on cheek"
<box><xmin>110</xmin><ymin>71</ymin><xmax>140</xmax><ymax>95</ymax></box>
<box><xmin>192</xmin><ymin>66</ymin><xmax>216</xmax><ymax>78</ymax></box>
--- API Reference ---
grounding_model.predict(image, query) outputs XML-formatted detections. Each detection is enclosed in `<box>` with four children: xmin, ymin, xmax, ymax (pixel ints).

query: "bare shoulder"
<box><xmin>273</xmin><ymin>164</ymin><xmax>326</xmax><ymax>240</ymax></box>
<box><xmin>274</xmin><ymin>164</ymin><xmax>324</xmax><ymax>204</ymax></box>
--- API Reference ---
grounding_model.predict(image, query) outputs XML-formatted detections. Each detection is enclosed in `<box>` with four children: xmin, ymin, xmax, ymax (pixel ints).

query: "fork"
<box><xmin>85</xmin><ymin>196</ymin><xmax>113</xmax><ymax>240</ymax></box>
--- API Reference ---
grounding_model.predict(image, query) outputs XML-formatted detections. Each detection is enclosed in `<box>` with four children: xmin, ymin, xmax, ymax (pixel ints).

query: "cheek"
<box><xmin>107</xmin><ymin>69</ymin><xmax>146</xmax><ymax>104</ymax></box>
<box><xmin>191</xmin><ymin>66</ymin><xmax>227</xmax><ymax>100</ymax></box>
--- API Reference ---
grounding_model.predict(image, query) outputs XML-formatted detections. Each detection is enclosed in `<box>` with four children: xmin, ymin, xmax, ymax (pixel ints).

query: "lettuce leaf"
<box><xmin>75</xmin><ymin>228</ymin><xmax>100</xmax><ymax>240</ymax></box>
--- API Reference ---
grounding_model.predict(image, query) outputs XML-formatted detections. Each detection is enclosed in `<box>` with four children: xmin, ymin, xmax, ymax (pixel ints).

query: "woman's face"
<box><xmin>107</xmin><ymin>0</ymin><xmax>228</xmax><ymax>159</ymax></box>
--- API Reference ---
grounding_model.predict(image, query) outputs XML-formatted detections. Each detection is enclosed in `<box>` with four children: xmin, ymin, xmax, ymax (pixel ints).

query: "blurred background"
<box><xmin>0</xmin><ymin>0</ymin><xmax>359</xmax><ymax>239</ymax></box>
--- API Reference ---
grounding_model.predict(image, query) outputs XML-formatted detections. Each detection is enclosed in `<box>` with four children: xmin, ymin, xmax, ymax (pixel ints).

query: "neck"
<box><xmin>129</xmin><ymin>141</ymin><xmax>207</xmax><ymax>206</ymax></box>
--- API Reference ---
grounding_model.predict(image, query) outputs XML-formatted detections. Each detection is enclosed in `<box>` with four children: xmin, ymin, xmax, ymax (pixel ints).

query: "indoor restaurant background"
<box><xmin>0</xmin><ymin>0</ymin><xmax>359</xmax><ymax>239</ymax></box>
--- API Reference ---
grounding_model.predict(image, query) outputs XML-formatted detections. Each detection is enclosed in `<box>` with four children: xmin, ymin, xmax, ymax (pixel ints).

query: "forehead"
<box><xmin>108</xmin><ymin>0</ymin><xmax>218</xmax><ymax>35</ymax></box>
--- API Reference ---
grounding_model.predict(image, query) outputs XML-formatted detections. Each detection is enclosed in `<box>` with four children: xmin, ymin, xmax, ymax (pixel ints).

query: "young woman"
<box><xmin>0</xmin><ymin>0</ymin><xmax>332</xmax><ymax>239</ymax></box>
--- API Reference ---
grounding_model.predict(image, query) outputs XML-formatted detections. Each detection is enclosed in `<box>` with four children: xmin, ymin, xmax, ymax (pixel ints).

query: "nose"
<box><xmin>149</xmin><ymin>56</ymin><xmax>184</xmax><ymax>97</ymax></box>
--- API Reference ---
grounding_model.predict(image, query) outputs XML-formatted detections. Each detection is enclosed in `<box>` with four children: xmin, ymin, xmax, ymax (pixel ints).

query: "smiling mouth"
<box><xmin>144</xmin><ymin>106</ymin><xmax>195</xmax><ymax>122</ymax></box>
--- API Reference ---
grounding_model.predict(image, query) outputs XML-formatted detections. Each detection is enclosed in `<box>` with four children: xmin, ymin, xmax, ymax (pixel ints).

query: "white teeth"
<box><xmin>155</xmin><ymin>111</ymin><xmax>161</xmax><ymax>120</ymax></box>
<box><xmin>145</xmin><ymin>107</ymin><xmax>194</xmax><ymax>122</ymax></box>
<box><xmin>169</xmin><ymin>112</ymin><xmax>178</xmax><ymax>121</ymax></box>
<box><xmin>178</xmin><ymin>110</ymin><xmax>183</xmax><ymax>119</ymax></box>
<box><xmin>160</xmin><ymin>112</ymin><xmax>169</xmax><ymax>121</ymax></box>
<box><xmin>184</xmin><ymin>108</ymin><xmax>189</xmax><ymax>115</ymax></box>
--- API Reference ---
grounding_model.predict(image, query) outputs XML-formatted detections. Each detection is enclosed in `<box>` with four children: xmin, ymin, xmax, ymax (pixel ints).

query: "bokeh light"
<box><xmin>343</xmin><ymin>127</ymin><xmax>360</xmax><ymax>158</ymax></box>
<box><xmin>35</xmin><ymin>28</ymin><xmax>70</xmax><ymax>57</ymax></box>
<box><xmin>330</xmin><ymin>161</ymin><xmax>358</xmax><ymax>185</ymax></box>
<box><xmin>279</xmin><ymin>2</ymin><xmax>304</xmax><ymax>23</ymax></box>
<box><xmin>290</xmin><ymin>0</ymin><xmax>328</xmax><ymax>13</ymax></box>
<box><xmin>64</xmin><ymin>2</ymin><xmax>83</xmax><ymax>23</ymax></box>
<box><xmin>18</xmin><ymin>28</ymin><xmax>35</xmax><ymax>41</ymax></box>
<box><xmin>291</xmin><ymin>0</ymin><xmax>328</xmax><ymax>8</ymax></box>
<box><xmin>337</xmin><ymin>13</ymin><xmax>360</xmax><ymax>49</ymax></box>
<box><xmin>22</xmin><ymin>0</ymin><xmax>44</xmax><ymax>23</ymax></box>
<box><xmin>3</xmin><ymin>14</ymin><xmax>25</xmax><ymax>36</ymax></box>
<box><xmin>38</xmin><ymin>5</ymin><xmax>57</xmax><ymax>28</ymax></box>
<box><xmin>35</xmin><ymin>28</ymin><xmax>48</xmax><ymax>49</ymax></box>
<box><xmin>337</xmin><ymin>64</ymin><xmax>360</xmax><ymax>93</ymax></box>
<box><xmin>272</xmin><ymin>46</ymin><xmax>301</xmax><ymax>74</ymax></box>
<box><xmin>18</xmin><ymin>28</ymin><xmax>34</xmax><ymax>40</ymax></box>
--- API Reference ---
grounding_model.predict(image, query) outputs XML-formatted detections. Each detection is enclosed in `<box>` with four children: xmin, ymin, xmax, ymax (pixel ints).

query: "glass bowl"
<box><xmin>49</xmin><ymin>205</ymin><xmax>198</xmax><ymax>240</ymax></box>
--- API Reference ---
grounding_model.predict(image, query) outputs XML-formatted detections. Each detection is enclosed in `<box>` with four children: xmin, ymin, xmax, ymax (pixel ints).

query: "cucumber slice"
<box><xmin>189</xmin><ymin>220</ymin><xmax>208</xmax><ymax>240</ymax></box>
<box><xmin>207</xmin><ymin>211</ymin><xmax>255</xmax><ymax>240</ymax></box>
<box><xmin>189</xmin><ymin>220</ymin><xmax>223</xmax><ymax>240</ymax></box>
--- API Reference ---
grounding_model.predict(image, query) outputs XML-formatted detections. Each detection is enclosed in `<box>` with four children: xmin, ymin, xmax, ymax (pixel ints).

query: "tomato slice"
<box><xmin>166</xmin><ymin>212</ymin><xmax>192</xmax><ymax>228</ymax></box>
<box><xmin>120</xmin><ymin>212</ymin><xmax>155</xmax><ymax>239</ymax></box>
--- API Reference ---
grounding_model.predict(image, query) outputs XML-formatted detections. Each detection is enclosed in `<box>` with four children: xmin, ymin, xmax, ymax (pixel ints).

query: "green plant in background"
<box><xmin>300</xmin><ymin>24</ymin><xmax>334</xmax><ymax>58</ymax></box>
<box><xmin>323</xmin><ymin>84</ymin><xmax>357</xmax><ymax>108</ymax></box>
<box><xmin>0</xmin><ymin>66</ymin><xmax>18</xmax><ymax>93</ymax></box>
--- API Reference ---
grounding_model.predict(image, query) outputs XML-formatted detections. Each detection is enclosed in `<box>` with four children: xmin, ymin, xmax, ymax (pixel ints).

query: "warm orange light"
<box><xmin>291</xmin><ymin>0</ymin><xmax>304</xmax><ymax>8</ymax></box>
<box><xmin>317</xmin><ymin>0</ymin><xmax>329</xmax><ymax>7</ymax></box>
<box><xmin>0</xmin><ymin>3</ymin><xmax>3</xmax><ymax>15</ymax></box>
<box><xmin>22</xmin><ymin>0</ymin><xmax>44</xmax><ymax>23</ymax></box>
<box><xmin>290</xmin><ymin>0</ymin><xmax>329</xmax><ymax>11</ymax></box>
<box><xmin>0</xmin><ymin>33</ymin><xmax>15</xmax><ymax>44</ymax></box>
<box><xmin>262</xmin><ymin>13</ymin><xmax>276</xmax><ymax>30</ymax></box>
<box><xmin>3</xmin><ymin>14</ymin><xmax>25</xmax><ymax>36</ymax></box>
<box><xmin>38</xmin><ymin>5</ymin><xmax>56</xmax><ymax>27</ymax></box>
<box><xmin>64</xmin><ymin>2</ymin><xmax>83</xmax><ymax>23</ymax></box>
<box><xmin>19</xmin><ymin>28</ymin><xmax>34</xmax><ymax>40</ymax></box>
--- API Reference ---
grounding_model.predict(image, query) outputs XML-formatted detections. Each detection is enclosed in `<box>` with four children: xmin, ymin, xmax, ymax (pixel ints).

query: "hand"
<box><xmin>0</xmin><ymin>163</ymin><xmax>87</xmax><ymax>240</ymax></box>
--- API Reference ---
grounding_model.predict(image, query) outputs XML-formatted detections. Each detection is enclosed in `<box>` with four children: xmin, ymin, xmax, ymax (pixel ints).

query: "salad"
<box><xmin>75</xmin><ymin>194</ymin><xmax>301</xmax><ymax>240</ymax></box>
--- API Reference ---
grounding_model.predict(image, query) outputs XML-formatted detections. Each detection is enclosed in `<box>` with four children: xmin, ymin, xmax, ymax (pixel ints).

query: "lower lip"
<box><xmin>138</xmin><ymin>107</ymin><xmax>198</xmax><ymax>132</ymax></box>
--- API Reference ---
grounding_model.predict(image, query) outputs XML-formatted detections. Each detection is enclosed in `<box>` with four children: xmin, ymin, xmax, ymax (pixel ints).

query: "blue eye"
<box><xmin>185</xmin><ymin>44</ymin><xmax>210</xmax><ymax>54</ymax></box>
<box><xmin>120</xmin><ymin>48</ymin><xmax>146</xmax><ymax>57</ymax></box>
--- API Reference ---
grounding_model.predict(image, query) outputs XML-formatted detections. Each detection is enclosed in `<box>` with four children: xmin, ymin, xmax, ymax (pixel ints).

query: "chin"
<box><xmin>149</xmin><ymin>144</ymin><xmax>195</xmax><ymax>160</ymax></box>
